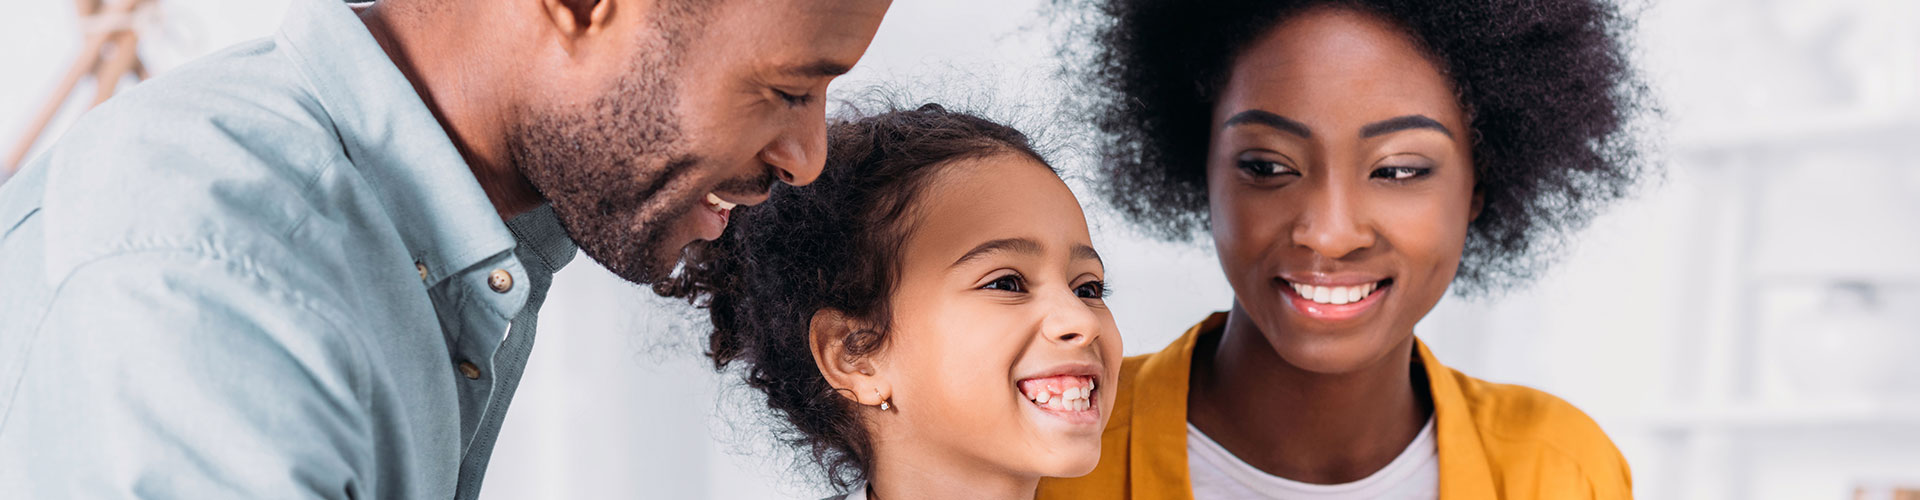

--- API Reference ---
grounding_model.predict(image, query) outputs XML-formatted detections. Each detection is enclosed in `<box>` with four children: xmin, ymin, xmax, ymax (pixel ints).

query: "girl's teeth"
<box><xmin>1020</xmin><ymin>375</ymin><xmax>1096</xmax><ymax>411</ymax></box>
<box><xmin>1291</xmin><ymin>282</ymin><xmax>1379</xmax><ymax>305</ymax></box>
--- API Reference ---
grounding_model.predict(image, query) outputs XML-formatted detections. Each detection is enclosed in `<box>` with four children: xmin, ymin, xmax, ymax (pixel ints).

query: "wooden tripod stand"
<box><xmin>5</xmin><ymin>0</ymin><xmax>154</xmax><ymax>176</ymax></box>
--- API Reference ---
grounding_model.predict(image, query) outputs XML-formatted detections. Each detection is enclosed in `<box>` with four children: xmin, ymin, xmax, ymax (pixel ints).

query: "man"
<box><xmin>0</xmin><ymin>0</ymin><xmax>889</xmax><ymax>497</ymax></box>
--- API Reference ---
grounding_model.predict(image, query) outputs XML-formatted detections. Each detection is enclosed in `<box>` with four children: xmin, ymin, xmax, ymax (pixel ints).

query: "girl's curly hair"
<box><xmin>654</xmin><ymin>103</ymin><xmax>1052</xmax><ymax>489</ymax></box>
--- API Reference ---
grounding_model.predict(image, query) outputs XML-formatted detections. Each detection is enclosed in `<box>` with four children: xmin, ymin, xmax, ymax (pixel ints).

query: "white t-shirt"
<box><xmin>1186</xmin><ymin>418</ymin><xmax>1438</xmax><ymax>500</ymax></box>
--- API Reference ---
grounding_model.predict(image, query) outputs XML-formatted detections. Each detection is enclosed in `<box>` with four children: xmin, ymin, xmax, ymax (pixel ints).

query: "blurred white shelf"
<box><xmin>1630</xmin><ymin>401</ymin><xmax>1920</xmax><ymax>431</ymax></box>
<box><xmin>1672</xmin><ymin>111</ymin><xmax>1920</xmax><ymax>155</ymax></box>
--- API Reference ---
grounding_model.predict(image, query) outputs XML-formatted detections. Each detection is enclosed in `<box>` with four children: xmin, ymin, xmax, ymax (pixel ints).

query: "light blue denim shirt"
<box><xmin>0</xmin><ymin>0</ymin><xmax>579</xmax><ymax>497</ymax></box>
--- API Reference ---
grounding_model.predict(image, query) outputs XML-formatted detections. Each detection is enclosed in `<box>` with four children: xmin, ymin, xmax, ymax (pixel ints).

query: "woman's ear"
<box><xmin>810</xmin><ymin>309</ymin><xmax>890</xmax><ymax>408</ymax></box>
<box><xmin>1470</xmin><ymin>187</ymin><xmax>1485</xmax><ymax>222</ymax></box>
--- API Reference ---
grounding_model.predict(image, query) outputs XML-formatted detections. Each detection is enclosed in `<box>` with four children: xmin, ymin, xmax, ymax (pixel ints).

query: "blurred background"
<box><xmin>5</xmin><ymin>0</ymin><xmax>1919</xmax><ymax>498</ymax></box>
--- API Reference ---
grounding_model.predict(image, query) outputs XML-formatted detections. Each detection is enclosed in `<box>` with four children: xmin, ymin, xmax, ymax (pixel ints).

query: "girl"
<box><xmin>1041</xmin><ymin>0</ymin><xmax>1653</xmax><ymax>498</ymax></box>
<box><xmin>662</xmin><ymin>104</ymin><xmax>1124</xmax><ymax>500</ymax></box>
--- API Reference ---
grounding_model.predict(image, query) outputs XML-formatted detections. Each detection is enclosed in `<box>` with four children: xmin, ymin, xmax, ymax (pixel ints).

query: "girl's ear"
<box><xmin>810</xmin><ymin>309</ymin><xmax>890</xmax><ymax>408</ymax></box>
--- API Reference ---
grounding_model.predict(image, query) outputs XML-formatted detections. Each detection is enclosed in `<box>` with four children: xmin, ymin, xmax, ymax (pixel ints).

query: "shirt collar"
<box><xmin>1414</xmin><ymin>336</ymin><xmax>1500</xmax><ymax>498</ymax></box>
<box><xmin>274</xmin><ymin>0</ymin><xmax>533</xmax><ymax>283</ymax></box>
<box><xmin>1124</xmin><ymin>312</ymin><xmax>1218</xmax><ymax>496</ymax></box>
<box><xmin>503</xmin><ymin>204</ymin><xmax>578</xmax><ymax>275</ymax></box>
<box><xmin>1131</xmin><ymin>313</ymin><xmax>1501</xmax><ymax>499</ymax></box>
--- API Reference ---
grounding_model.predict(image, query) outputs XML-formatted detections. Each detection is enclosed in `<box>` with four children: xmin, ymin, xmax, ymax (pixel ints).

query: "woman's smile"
<box><xmin>1276</xmin><ymin>272</ymin><xmax>1394</xmax><ymax>323</ymax></box>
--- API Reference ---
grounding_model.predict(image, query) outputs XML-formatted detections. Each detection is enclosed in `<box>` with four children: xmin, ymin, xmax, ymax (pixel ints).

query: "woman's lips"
<box><xmin>1280</xmin><ymin>278</ymin><xmax>1391</xmax><ymax>322</ymax></box>
<box><xmin>1016</xmin><ymin>374</ymin><xmax>1101</xmax><ymax>425</ymax></box>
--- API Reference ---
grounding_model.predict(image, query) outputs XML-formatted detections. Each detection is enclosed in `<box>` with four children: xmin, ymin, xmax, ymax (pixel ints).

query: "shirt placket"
<box><xmin>445</xmin><ymin>253</ymin><xmax>529</xmax><ymax>454</ymax></box>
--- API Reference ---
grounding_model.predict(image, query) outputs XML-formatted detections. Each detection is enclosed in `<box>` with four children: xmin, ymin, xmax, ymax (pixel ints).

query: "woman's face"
<box><xmin>1206</xmin><ymin>7</ymin><xmax>1478</xmax><ymax>374</ymax></box>
<box><xmin>876</xmin><ymin>152</ymin><xmax>1123</xmax><ymax>477</ymax></box>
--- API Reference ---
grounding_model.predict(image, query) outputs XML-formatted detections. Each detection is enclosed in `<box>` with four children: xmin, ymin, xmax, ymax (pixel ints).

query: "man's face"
<box><xmin>511</xmin><ymin>0</ymin><xmax>890</xmax><ymax>284</ymax></box>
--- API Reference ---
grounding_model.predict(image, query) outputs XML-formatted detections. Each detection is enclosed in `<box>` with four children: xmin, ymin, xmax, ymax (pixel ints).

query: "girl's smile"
<box><xmin>1016</xmin><ymin>370</ymin><xmax>1103</xmax><ymax>427</ymax></box>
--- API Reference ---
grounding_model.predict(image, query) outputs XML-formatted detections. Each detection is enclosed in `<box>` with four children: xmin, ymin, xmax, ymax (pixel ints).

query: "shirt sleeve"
<box><xmin>0</xmin><ymin>250</ymin><xmax>374</xmax><ymax>499</ymax></box>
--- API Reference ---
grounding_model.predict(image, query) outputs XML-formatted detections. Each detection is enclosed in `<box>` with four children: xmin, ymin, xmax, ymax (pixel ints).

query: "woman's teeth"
<box><xmin>1290</xmin><ymin>281</ymin><xmax>1379</xmax><ymax>305</ymax></box>
<box><xmin>704</xmin><ymin>193</ymin><xmax>737</xmax><ymax>213</ymax></box>
<box><xmin>1019</xmin><ymin>376</ymin><xmax>1096</xmax><ymax>412</ymax></box>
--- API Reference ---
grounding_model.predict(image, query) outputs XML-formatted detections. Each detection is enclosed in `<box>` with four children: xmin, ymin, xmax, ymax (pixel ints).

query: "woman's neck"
<box><xmin>864</xmin><ymin>438</ymin><xmax>1038</xmax><ymax>500</ymax></box>
<box><xmin>1187</xmin><ymin>302</ymin><xmax>1432</xmax><ymax>484</ymax></box>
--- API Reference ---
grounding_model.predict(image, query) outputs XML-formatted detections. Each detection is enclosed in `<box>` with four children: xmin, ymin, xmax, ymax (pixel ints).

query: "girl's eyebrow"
<box><xmin>951</xmin><ymin>238</ymin><xmax>1042</xmax><ymax>268</ymax></box>
<box><xmin>1072</xmin><ymin>244</ymin><xmax>1103</xmax><ymax>266</ymax></box>
<box><xmin>949</xmin><ymin>238</ymin><xmax>1106</xmax><ymax>268</ymax></box>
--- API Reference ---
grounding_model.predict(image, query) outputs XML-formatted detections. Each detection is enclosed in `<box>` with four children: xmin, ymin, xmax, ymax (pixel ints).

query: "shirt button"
<box><xmin>458</xmin><ymin>361</ymin><xmax>482</xmax><ymax>380</ymax></box>
<box><xmin>488</xmin><ymin>269</ymin><xmax>513</xmax><ymax>293</ymax></box>
<box><xmin>416</xmin><ymin>262</ymin><xmax>429</xmax><ymax>282</ymax></box>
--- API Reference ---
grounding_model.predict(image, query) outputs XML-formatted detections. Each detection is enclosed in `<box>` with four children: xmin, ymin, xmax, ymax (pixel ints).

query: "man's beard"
<box><xmin>508</xmin><ymin>46</ymin><xmax>703</xmax><ymax>285</ymax></box>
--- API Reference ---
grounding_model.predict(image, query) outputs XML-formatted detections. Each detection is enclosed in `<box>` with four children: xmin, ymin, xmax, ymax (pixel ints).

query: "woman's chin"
<box><xmin>1268</xmin><ymin>326</ymin><xmax>1410</xmax><ymax>375</ymax></box>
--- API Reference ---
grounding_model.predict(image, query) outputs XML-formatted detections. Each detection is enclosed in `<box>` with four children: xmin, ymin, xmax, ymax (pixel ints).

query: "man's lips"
<box><xmin>694</xmin><ymin>193</ymin><xmax>733</xmax><ymax>241</ymax></box>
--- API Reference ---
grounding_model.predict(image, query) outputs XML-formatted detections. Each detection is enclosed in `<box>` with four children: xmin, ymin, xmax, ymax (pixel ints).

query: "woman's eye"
<box><xmin>1237</xmin><ymin>159</ymin><xmax>1298</xmax><ymax>178</ymax></box>
<box><xmin>983</xmin><ymin>275</ymin><xmax>1026</xmax><ymax>293</ymax></box>
<box><xmin>1371</xmin><ymin>166</ymin><xmax>1431</xmax><ymax>181</ymax></box>
<box><xmin>1074</xmin><ymin>281</ymin><xmax>1109</xmax><ymax>300</ymax></box>
<box><xmin>774</xmin><ymin>89</ymin><xmax>812</xmax><ymax>107</ymax></box>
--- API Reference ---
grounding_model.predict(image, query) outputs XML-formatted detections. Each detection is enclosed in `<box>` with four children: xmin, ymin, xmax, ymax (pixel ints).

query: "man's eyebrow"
<box><xmin>1222</xmin><ymin>109</ymin><xmax>1312</xmax><ymax>138</ymax></box>
<box><xmin>1359</xmin><ymin>114</ymin><xmax>1453</xmax><ymax>139</ymax></box>
<box><xmin>783</xmin><ymin>60</ymin><xmax>854</xmax><ymax>78</ymax></box>
<box><xmin>950</xmin><ymin>238</ymin><xmax>1043</xmax><ymax>268</ymax></box>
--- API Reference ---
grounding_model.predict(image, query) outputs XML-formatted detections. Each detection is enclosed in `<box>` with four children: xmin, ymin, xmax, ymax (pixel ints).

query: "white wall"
<box><xmin>5</xmin><ymin>0</ymin><xmax>1918</xmax><ymax>498</ymax></box>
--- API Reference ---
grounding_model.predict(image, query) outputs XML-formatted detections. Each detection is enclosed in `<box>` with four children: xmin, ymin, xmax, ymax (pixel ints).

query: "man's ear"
<box><xmin>542</xmin><ymin>0</ymin><xmax>619</xmax><ymax>39</ymax></box>
<box><xmin>809</xmin><ymin>309</ymin><xmax>889</xmax><ymax>408</ymax></box>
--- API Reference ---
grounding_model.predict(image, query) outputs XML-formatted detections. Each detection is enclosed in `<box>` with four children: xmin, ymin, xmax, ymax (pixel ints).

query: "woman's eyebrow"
<box><xmin>1222</xmin><ymin>109</ymin><xmax>1312</xmax><ymax>138</ymax></box>
<box><xmin>1359</xmin><ymin>114</ymin><xmax>1452</xmax><ymax>139</ymax></box>
<box><xmin>950</xmin><ymin>238</ymin><xmax>1043</xmax><ymax>268</ymax></box>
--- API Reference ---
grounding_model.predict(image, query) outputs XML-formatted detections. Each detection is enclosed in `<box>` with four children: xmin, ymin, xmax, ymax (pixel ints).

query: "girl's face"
<box><xmin>1206</xmin><ymin>7</ymin><xmax>1478</xmax><ymax>374</ymax></box>
<box><xmin>875</xmin><ymin>152</ymin><xmax>1122</xmax><ymax>477</ymax></box>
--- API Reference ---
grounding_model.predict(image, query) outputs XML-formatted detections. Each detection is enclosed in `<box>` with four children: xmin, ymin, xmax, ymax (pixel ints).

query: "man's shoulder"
<box><xmin>24</xmin><ymin>37</ymin><xmax>372</xmax><ymax>278</ymax></box>
<box><xmin>55</xmin><ymin>36</ymin><xmax>343</xmax><ymax>178</ymax></box>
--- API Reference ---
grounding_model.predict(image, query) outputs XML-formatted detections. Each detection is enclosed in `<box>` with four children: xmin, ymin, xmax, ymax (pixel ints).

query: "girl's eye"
<box><xmin>983</xmin><ymin>274</ymin><xmax>1026</xmax><ymax>293</ymax></box>
<box><xmin>1371</xmin><ymin>166</ymin><xmax>1432</xmax><ymax>181</ymax></box>
<box><xmin>1074</xmin><ymin>280</ymin><xmax>1109</xmax><ymax>300</ymax></box>
<box><xmin>774</xmin><ymin>89</ymin><xmax>812</xmax><ymax>107</ymax></box>
<box><xmin>1237</xmin><ymin>159</ymin><xmax>1299</xmax><ymax>178</ymax></box>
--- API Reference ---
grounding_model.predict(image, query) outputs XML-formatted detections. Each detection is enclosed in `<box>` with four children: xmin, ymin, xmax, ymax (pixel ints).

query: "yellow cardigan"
<box><xmin>1038</xmin><ymin>312</ymin><xmax>1631</xmax><ymax>499</ymax></box>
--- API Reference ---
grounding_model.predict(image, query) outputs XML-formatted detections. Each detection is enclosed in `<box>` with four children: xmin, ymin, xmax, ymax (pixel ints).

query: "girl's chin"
<box><xmin>1015</xmin><ymin>446</ymin><xmax>1103</xmax><ymax>480</ymax></box>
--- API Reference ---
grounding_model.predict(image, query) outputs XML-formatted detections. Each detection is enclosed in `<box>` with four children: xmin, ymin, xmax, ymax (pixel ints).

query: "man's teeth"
<box><xmin>1020</xmin><ymin>377</ymin><xmax>1096</xmax><ymax>411</ymax></box>
<box><xmin>1290</xmin><ymin>281</ymin><xmax>1379</xmax><ymax>305</ymax></box>
<box><xmin>704</xmin><ymin>193</ymin><xmax>737</xmax><ymax>212</ymax></box>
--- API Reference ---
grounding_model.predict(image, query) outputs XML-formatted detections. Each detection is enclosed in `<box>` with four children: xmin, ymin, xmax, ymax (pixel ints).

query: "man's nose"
<box><xmin>760</xmin><ymin>108</ymin><xmax>827</xmax><ymax>186</ymax></box>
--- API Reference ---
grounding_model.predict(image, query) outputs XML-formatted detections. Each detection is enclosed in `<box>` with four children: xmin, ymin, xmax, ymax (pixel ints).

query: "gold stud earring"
<box><xmin>874</xmin><ymin>388</ymin><xmax>890</xmax><ymax>411</ymax></box>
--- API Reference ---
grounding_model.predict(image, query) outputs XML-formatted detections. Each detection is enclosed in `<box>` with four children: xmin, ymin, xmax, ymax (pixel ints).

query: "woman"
<box><xmin>1040</xmin><ymin>0</ymin><xmax>1652</xmax><ymax>498</ymax></box>
<box><xmin>661</xmin><ymin>104</ymin><xmax>1124</xmax><ymax>499</ymax></box>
